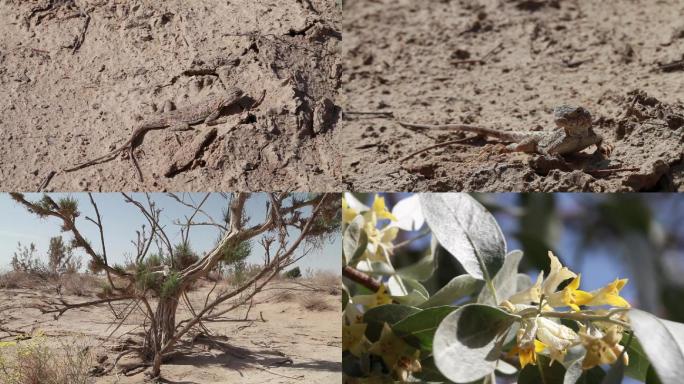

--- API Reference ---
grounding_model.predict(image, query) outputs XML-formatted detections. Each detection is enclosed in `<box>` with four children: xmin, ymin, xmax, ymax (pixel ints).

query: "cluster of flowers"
<box><xmin>506</xmin><ymin>252</ymin><xmax>631</xmax><ymax>370</ymax></box>
<box><xmin>343</xmin><ymin>195</ymin><xmax>422</xmax><ymax>381</ymax></box>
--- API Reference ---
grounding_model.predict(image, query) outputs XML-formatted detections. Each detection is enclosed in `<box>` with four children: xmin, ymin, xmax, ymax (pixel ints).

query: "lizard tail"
<box><xmin>63</xmin><ymin>146</ymin><xmax>127</xmax><ymax>173</ymax></box>
<box><xmin>397</xmin><ymin>121</ymin><xmax>528</xmax><ymax>141</ymax></box>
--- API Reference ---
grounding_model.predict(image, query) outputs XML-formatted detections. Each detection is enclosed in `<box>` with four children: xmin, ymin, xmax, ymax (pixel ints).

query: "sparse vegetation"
<box><xmin>299</xmin><ymin>296</ymin><xmax>333</xmax><ymax>311</ymax></box>
<box><xmin>0</xmin><ymin>333</ymin><xmax>93</xmax><ymax>384</ymax></box>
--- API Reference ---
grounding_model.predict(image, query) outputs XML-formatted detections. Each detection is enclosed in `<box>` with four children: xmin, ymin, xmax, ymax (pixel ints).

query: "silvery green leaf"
<box><xmin>433</xmin><ymin>304</ymin><xmax>515</xmax><ymax>382</ymax></box>
<box><xmin>419</xmin><ymin>193</ymin><xmax>506</xmax><ymax>282</ymax></box>
<box><xmin>418</xmin><ymin>274</ymin><xmax>482</xmax><ymax>309</ymax></box>
<box><xmin>628</xmin><ymin>308</ymin><xmax>684</xmax><ymax>384</ymax></box>
<box><xmin>478</xmin><ymin>250</ymin><xmax>523</xmax><ymax>305</ymax></box>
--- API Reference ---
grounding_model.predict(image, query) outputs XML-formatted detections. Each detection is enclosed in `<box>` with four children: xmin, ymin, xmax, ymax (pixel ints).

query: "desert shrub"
<box><xmin>284</xmin><ymin>267</ymin><xmax>301</xmax><ymax>279</ymax></box>
<box><xmin>10</xmin><ymin>243</ymin><xmax>50</xmax><ymax>278</ymax></box>
<box><xmin>299</xmin><ymin>296</ymin><xmax>333</xmax><ymax>311</ymax></box>
<box><xmin>60</xmin><ymin>273</ymin><xmax>101</xmax><ymax>297</ymax></box>
<box><xmin>0</xmin><ymin>332</ymin><xmax>93</xmax><ymax>384</ymax></box>
<box><xmin>225</xmin><ymin>262</ymin><xmax>263</xmax><ymax>285</ymax></box>
<box><xmin>309</xmin><ymin>271</ymin><xmax>341</xmax><ymax>296</ymax></box>
<box><xmin>272</xmin><ymin>290</ymin><xmax>295</xmax><ymax>303</ymax></box>
<box><xmin>145</xmin><ymin>253</ymin><xmax>163</xmax><ymax>268</ymax></box>
<box><xmin>0</xmin><ymin>271</ymin><xmax>42</xmax><ymax>290</ymax></box>
<box><xmin>171</xmin><ymin>243</ymin><xmax>199</xmax><ymax>271</ymax></box>
<box><xmin>160</xmin><ymin>272</ymin><xmax>181</xmax><ymax>299</ymax></box>
<box><xmin>47</xmin><ymin>237</ymin><xmax>81</xmax><ymax>275</ymax></box>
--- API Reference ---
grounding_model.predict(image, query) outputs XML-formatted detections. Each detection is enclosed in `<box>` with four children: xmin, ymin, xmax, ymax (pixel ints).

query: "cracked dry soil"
<box><xmin>0</xmin><ymin>0</ymin><xmax>341</xmax><ymax>192</ymax></box>
<box><xmin>342</xmin><ymin>0</ymin><xmax>684</xmax><ymax>192</ymax></box>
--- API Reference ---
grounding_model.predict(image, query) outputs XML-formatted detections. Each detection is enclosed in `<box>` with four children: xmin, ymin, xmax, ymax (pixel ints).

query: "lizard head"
<box><xmin>553</xmin><ymin>105</ymin><xmax>592</xmax><ymax>133</ymax></box>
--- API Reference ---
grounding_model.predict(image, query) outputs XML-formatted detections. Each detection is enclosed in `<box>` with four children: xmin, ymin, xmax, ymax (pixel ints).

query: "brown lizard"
<box><xmin>65</xmin><ymin>87</ymin><xmax>246</xmax><ymax>181</ymax></box>
<box><xmin>398</xmin><ymin>105</ymin><xmax>612</xmax><ymax>157</ymax></box>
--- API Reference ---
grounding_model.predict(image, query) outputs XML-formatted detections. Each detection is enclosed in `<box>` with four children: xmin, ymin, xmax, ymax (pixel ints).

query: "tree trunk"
<box><xmin>146</xmin><ymin>295</ymin><xmax>179</xmax><ymax>378</ymax></box>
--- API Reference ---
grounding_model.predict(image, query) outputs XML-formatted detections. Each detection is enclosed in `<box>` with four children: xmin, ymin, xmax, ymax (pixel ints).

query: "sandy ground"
<box><xmin>0</xmin><ymin>277</ymin><xmax>341</xmax><ymax>383</ymax></box>
<box><xmin>0</xmin><ymin>0</ymin><xmax>341</xmax><ymax>192</ymax></box>
<box><xmin>341</xmin><ymin>0</ymin><xmax>684</xmax><ymax>192</ymax></box>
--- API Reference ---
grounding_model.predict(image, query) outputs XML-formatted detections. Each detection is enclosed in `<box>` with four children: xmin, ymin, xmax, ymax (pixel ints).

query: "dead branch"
<box><xmin>38</xmin><ymin>296</ymin><xmax>135</xmax><ymax>319</ymax></box>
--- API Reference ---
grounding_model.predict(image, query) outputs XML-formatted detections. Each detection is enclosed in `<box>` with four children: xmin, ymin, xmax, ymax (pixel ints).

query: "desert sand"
<box><xmin>341</xmin><ymin>0</ymin><xmax>684</xmax><ymax>192</ymax></box>
<box><xmin>0</xmin><ymin>274</ymin><xmax>341</xmax><ymax>383</ymax></box>
<box><xmin>0</xmin><ymin>0</ymin><xmax>341</xmax><ymax>192</ymax></box>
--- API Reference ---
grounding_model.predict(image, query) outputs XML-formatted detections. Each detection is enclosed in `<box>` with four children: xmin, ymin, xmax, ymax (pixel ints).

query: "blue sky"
<box><xmin>0</xmin><ymin>193</ymin><xmax>340</xmax><ymax>273</ymax></box>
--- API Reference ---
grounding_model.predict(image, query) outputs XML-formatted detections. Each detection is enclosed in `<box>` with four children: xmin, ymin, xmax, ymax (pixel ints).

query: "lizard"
<box><xmin>397</xmin><ymin>105</ymin><xmax>612</xmax><ymax>158</ymax></box>
<box><xmin>64</xmin><ymin>86</ymin><xmax>247</xmax><ymax>181</ymax></box>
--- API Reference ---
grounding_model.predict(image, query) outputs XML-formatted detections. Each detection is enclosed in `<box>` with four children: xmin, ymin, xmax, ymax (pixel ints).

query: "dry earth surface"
<box><xmin>0</xmin><ymin>275</ymin><xmax>341</xmax><ymax>383</ymax></box>
<box><xmin>0</xmin><ymin>0</ymin><xmax>342</xmax><ymax>192</ymax></box>
<box><xmin>341</xmin><ymin>0</ymin><xmax>684</xmax><ymax>192</ymax></box>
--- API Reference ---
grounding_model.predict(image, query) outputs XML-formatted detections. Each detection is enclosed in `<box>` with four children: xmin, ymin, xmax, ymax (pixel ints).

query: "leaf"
<box><xmin>343</xmin><ymin>215</ymin><xmax>368</xmax><ymax>263</ymax></box>
<box><xmin>396</xmin><ymin>247</ymin><xmax>435</xmax><ymax>281</ymax></box>
<box><xmin>392</xmin><ymin>306</ymin><xmax>457</xmax><ymax>351</ymax></box>
<box><xmin>495</xmin><ymin>359</ymin><xmax>517</xmax><ymax>375</ymax></box>
<box><xmin>519</xmin><ymin>355</ymin><xmax>566</xmax><ymax>384</ymax></box>
<box><xmin>478</xmin><ymin>250</ymin><xmax>524</xmax><ymax>305</ymax></box>
<box><xmin>564</xmin><ymin>358</ymin><xmax>606</xmax><ymax>384</ymax></box>
<box><xmin>623</xmin><ymin>335</ymin><xmax>650</xmax><ymax>382</ymax></box>
<box><xmin>628</xmin><ymin>308</ymin><xmax>684</xmax><ymax>384</ymax></box>
<box><xmin>391</xmin><ymin>277</ymin><xmax>429</xmax><ymax>306</ymax></box>
<box><xmin>601</xmin><ymin>360</ymin><xmax>624</xmax><ymax>384</ymax></box>
<box><xmin>418</xmin><ymin>274</ymin><xmax>482</xmax><ymax>309</ymax></box>
<box><xmin>390</xmin><ymin>194</ymin><xmax>425</xmax><ymax>231</ymax></box>
<box><xmin>433</xmin><ymin>304</ymin><xmax>515</xmax><ymax>382</ymax></box>
<box><xmin>419</xmin><ymin>193</ymin><xmax>506</xmax><ymax>282</ymax></box>
<box><xmin>362</xmin><ymin>304</ymin><xmax>421</xmax><ymax>342</ymax></box>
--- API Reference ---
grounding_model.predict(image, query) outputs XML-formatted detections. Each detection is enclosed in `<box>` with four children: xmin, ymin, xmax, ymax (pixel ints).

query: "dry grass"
<box><xmin>0</xmin><ymin>271</ymin><xmax>46</xmax><ymax>290</ymax></box>
<box><xmin>60</xmin><ymin>273</ymin><xmax>102</xmax><ymax>297</ymax></box>
<box><xmin>272</xmin><ymin>290</ymin><xmax>296</xmax><ymax>303</ymax></box>
<box><xmin>299</xmin><ymin>296</ymin><xmax>334</xmax><ymax>312</ymax></box>
<box><xmin>309</xmin><ymin>271</ymin><xmax>341</xmax><ymax>296</ymax></box>
<box><xmin>0</xmin><ymin>336</ymin><xmax>94</xmax><ymax>384</ymax></box>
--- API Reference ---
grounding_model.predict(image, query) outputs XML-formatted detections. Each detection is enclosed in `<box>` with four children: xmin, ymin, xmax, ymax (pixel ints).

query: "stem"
<box><xmin>540</xmin><ymin>311</ymin><xmax>631</xmax><ymax>329</ymax></box>
<box><xmin>342</xmin><ymin>266</ymin><xmax>382</xmax><ymax>292</ymax></box>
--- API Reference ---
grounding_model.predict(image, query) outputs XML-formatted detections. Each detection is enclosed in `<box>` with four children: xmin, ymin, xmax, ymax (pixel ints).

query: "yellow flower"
<box><xmin>343</xmin><ymin>323</ymin><xmax>369</xmax><ymax>356</ymax></box>
<box><xmin>547</xmin><ymin>274</ymin><xmax>593</xmax><ymax>311</ymax></box>
<box><xmin>368</xmin><ymin>323</ymin><xmax>416</xmax><ymax>369</ymax></box>
<box><xmin>542</xmin><ymin>251</ymin><xmax>576</xmax><ymax>296</ymax></box>
<box><xmin>579</xmin><ymin>325</ymin><xmax>629</xmax><ymax>369</ymax></box>
<box><xmin>513</xmin><ymin>318</ymin><xmax>546</xmax><ymax>368</ymax></box>
<box><xmin>508</xmin><ymin>272</ymin><xmax>543</xmax><ymax>305</ymax></box>
<box><xmin>511</xmin><ymin>339</ymin><xmax>546</xmax><ymax>368</ymax></box>
<box><xmin>353</xmin><ymin>285</ymin><xmax>393</xmax><ymax>309</ymax></box>
<box><xmin>342</xmin><ymin>197</ymin><xmax>359</xmax><ymax>224</ymax></box>
<box><xmin>585</xmin><ymin>278</ymin><xmax>630</xmax><ymax>308</ymax></box>
<box><xmin>535</xmin><ymin>317</ymin><xmax>579</xmax><ymax>365</ymax></box>
<box><xmin>370</xmin><ymin>195</ymin><xmax>398</xmax><ymax>222</ymax></box>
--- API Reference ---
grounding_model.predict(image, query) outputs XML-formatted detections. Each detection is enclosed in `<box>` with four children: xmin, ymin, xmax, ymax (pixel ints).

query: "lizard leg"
<box><xmin>206</xmin><ymin>116</ymin><xmax>229</xmax><ymax>126</ymax></box>
<box><xmin>504</xmin><ymin>137</ymin><xmax>537</xmax><ymax>154</ymax></box>
<box><xmin>595</xmin><ymin>136</ymin><xmax>613</xmax><ymax>157</ymax></box>
<box><xmin>203</xmin><ymin>109</ymin><xmax>222</xmax><ymax>124</ymax></box>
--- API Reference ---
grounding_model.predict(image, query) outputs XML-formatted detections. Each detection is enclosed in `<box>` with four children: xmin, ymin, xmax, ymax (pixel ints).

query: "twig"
<box><xmin>37</xmin><ymin>170</ymin><xmax>56</xmax><ymax>191</ymax></box>
<box><xmin>585</xmin><ymin>167</ymin><xmax>640</xmax><ymax>177</ymax></box>
<box><xmin>342</xmin><ymin>266</ymin><xmax>381</xmax><ymax>292</ymax></box>
<box><xmin>658</xmin><ymin>59</ymin><xmax>684</xmax><ymax>72</ymax></box>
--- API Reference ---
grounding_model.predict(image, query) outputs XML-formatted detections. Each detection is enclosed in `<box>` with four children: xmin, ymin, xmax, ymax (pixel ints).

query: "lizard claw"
<box><xmin>599</xmin><ymin>143</ymin><xmax>613</xmax><ymax>157</ymax></box>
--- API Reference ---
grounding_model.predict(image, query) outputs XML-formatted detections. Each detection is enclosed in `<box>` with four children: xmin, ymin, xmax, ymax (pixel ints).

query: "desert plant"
<box><xmin>0</xmin><ymin>332</ymin><xmax>93</xmax><ymax>384</ymax></box>
<box><xmin>284</xmin><ymin>267</ymin><xmax>302</xmax><ymax>279</ymax></box>
<box><xmin>299</xmin><ymin>296</ymin><xmax>333</xmax><ymax>311</ymax></box>
<box><xmin>10</xmin><ymin>192</ymin><xmax>338</xmax><ymax>379</ymax></box>
<box><xmin>342</xmin><ymin>193</ymin><xmax>684</xmax><ymax>384</ymax></box>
